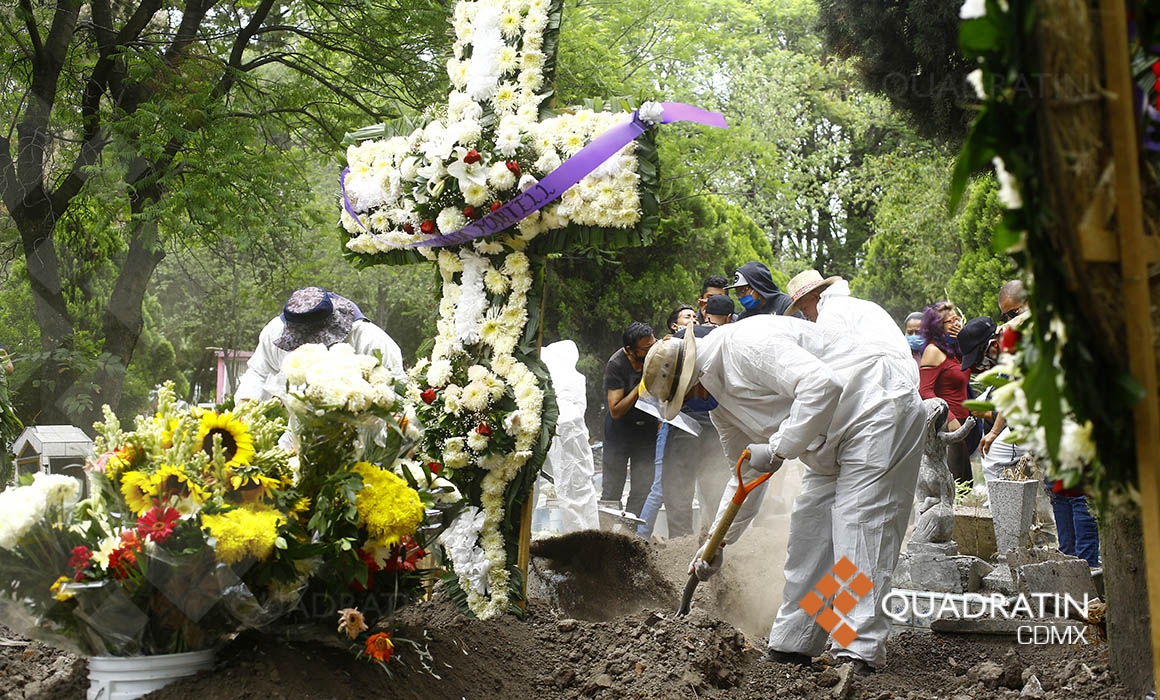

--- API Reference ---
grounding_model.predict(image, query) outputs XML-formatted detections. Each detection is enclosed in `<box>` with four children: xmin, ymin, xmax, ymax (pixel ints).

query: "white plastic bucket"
<box><xmin>87</xmin><ymin>649</ymin><xmax>214</xmax><ymax>700</ymax></box>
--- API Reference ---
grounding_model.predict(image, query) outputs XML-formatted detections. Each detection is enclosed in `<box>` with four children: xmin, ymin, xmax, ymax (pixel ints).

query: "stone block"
<box><xmin>893</xmin><ymin>553</ymin><xmax>992</xmax><ymax>594</ymax></box>
<box><xmin>908</xmin><ymin>540</ymin><xmax>959</xmax><ymax>556</ymax></box>
<box><xmin>1014</xmin><ymin>558</ymin><xmax>1098</xmax><ymax>604</ymax></box>
<box><xmin>954</xmin><ymin>505</ymin><xmax>996</xmax><ymax>560</ymax></box>
<box><xmin>989</xmin><ymin>479</ymin><xmax>1039</xmax><ymax>555</ymax></box>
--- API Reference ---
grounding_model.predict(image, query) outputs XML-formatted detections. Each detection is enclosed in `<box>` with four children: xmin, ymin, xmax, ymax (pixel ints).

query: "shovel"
<box><xmin>677</xmin><ymin>448</ymin><xmax>775</xmax><ymax>616</ymax></box>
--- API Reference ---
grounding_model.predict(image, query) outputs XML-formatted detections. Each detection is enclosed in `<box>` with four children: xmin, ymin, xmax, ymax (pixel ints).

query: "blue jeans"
<box><xmin>637</xmin><ymin>424</ymin><xmax>668</xmax><ymax>537</ymax></box>
<box><xmin>1050</xmin><ymin>492</ymin><xmax>1100</xmax><ymax>567</ymax></box>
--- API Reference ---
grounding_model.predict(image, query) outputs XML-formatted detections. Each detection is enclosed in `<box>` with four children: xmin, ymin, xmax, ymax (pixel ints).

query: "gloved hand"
<box><xmin>747</xmin><ymin>443</ymin><xmax>785</xmax><ymax>474</ymax></box>
<box><xmin>689</xmin><ymin>544</ymin><xmax>724</xmax><ymax>581</ymax></box>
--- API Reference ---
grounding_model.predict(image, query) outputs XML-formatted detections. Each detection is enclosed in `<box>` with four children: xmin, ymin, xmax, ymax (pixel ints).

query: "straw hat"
<box><xmin>783</xmin><ymin>270</ymin><xmax>843</xmax><ymax>316</ymax></box>
<box><xmin>640</xmin><ymin>326</ymin><xmax>698</xmax><ymax>421</ymax></box>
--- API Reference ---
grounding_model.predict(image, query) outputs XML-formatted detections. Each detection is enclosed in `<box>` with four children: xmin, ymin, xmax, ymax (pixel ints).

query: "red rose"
<box><xmin>463</xmin><ymin>205</ymin><xmax>477</xmax><ymax>218</ymax></box>
<box><xmin>476</xmin><ymin>423</ymin><xmax>492</xmax><ymax>436</ymax></box>
<box><xmin>403</xmin><ymin>223</ymin><xmax>414</xmax><ymax>234</ymax></box>
<box><xmin>428</xmin><ymin>461</ymin><xmax>443</xmax><ymax>474</ymax></box>
<box><xmin>490</xmin><ymin>201</ymin><xmax>503</xmax><ymax>212</ymax></box>
<box><xmin>1152</xmin><ymin>60</ymin><xmax>1160</xmax><ymax>78</ymax></box>
<box><xmin>420</xmin><ymin>220</ymin><xmax>435</xmax><ymax>234</ymax></box>
<box><xmin>506</xmin><ymin>161</ymin><xmax>521</xmax><ymax>177</ymax></box>
<box><xmin>464</xmin><ymin>149</ymin><xmax>482</xmax><ymax>164</ymax></box>
<box><xmin>420</xmin><ymin>387</ymin><xmax>437</xmax><ymax>404</ymax></box>
<box><xmin>998</xmin><ymin>325</ymin><xmax>1021</xmax><ymax>354</ymax></box>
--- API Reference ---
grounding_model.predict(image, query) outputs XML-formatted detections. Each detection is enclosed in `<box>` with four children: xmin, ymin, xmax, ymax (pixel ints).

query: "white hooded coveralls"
<box><xmin>700</xmin><ymin>290</ymin><xmax>923</xmax><ymax>668</ymax></box>
<box><xmin>541</xmin><ymin>340</ymin><xmax>601</xmax><ymax>532</ymax></box>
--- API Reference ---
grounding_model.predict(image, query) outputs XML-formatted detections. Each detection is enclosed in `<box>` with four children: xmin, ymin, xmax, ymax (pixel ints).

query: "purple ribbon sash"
<box><xmin>341</xmin><ymin>102</ymin><xmax>727</xmax><ymax>248</ymax></box>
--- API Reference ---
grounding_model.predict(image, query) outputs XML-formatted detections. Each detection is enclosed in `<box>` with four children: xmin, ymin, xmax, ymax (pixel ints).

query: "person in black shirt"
<box><xmin>600</xmin><ymin>321</ymin><xmax>658</xmax><ymax>519</ymax></box>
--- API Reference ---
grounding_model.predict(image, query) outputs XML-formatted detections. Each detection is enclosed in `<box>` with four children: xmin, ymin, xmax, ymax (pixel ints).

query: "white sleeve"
<box><xmin>234</xmin><ymin>318</ymin><xmax>286</xmax><ymax>402</ymax></box>
<box><xmin>349</xmin><ymin>321</ymin><xmax>405</xmax><ymax>380</ymax></box>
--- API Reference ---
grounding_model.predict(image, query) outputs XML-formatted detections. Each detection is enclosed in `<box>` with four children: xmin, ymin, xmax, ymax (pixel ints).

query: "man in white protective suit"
<box><xmin>540</xmin><ymin>340</ymin><xmax>601</xmax><ymax>532</ymax></box>
<box><xmin>640</xmin><ymin>296</ymin><xmax>922</xmax><ymax>675</ymax></box>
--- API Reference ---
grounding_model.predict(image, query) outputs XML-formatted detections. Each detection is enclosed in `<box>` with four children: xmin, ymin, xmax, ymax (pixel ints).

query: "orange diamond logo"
<box><xmin>815</xmin><ymin>607</ymin><xmax>840</xmax><ymax>633</ymax></box>
<box><xmin>799</xmin><ymin>590</ymin><xmax>824</xmax><ymax>616</ymax></box>
<box><xmin>832</xmin><ymin>556</ymin><xmax>857</xmax><ymax>582</ymax></box>
<box><xmin>799</xmin><ymin>559</ymin><xmax>877</xmax><ymax>648</ymax></box>
<box><xmin>832</xmin><ymin>590</ymin><xmax>857</xmax><ymax>616</ymax></box>
<box><xmin>814</xmin><ymin>573</ymin><xmax>840</xmax><ymax>598</ymax></box>
<box><xmin>850</xmin><ymin>572</ymin><xmax>874</xmax><ymax>598</ymax></box>
<box><xmin>831</xmin><ymin>623</ymin><xmax>857</xmax><ymax>648</ymax></box>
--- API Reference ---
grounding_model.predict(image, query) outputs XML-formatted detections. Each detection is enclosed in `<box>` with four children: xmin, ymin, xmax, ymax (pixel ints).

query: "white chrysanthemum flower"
<box><xmin>475</xmin><ymin>239</ymin><xmax>505</xmax><ymax>255</ymax></box>
<box><xmin>517</xmin><ymin>69</ymin><xmax>544</xmax><ymax>93</ymax></box>
<box><xmin>497</xmin><ymin>45</ymin><xmax>519</xmax><ymax>73</ymax></box>
<box><xmin>484</xmin><ymin>268</ymin><xmax>510</xmax><ymax>294</ymax></box>
<box><xmin>467</xmin><ymin>431</ymin><xmax>490</xmax><ymax>452</ymax></box>
<box><xmin>448</xmin><ymin>58</ymin><xmax>469</xmax><ymax>88</ymax></box>
<box><xmin>461</xmin><ymin>381</ymin><xmax>491</xmax><ymax>412</ymax></box>
<box><xmin>437</xmin><ymin>206</ymin><xmax>468</xmax><ymax>234</ymax></box>
<box><xmin>487</xmin><ymin>162</ymin><xmax>518</xmax><ymax>191</ymax></box>
<box><xmin>492</xmin><ymin>82</ymin><xmax>519</xmax><ymax>113</ymax></box>
<box><xmin>427</xmin><ymin>359</ymin><xmax>453</xmax><ymax>387</ymax></box>
<box><xmin>464</xmin><ymin>182</ymin><xmax>491</xmax><ymax>207</ymax></box>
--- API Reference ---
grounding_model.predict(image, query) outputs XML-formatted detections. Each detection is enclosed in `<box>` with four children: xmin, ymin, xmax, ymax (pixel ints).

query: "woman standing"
<box><xmin>918</xmin><ymin>301</ymin><xmax>972</xmax><ymax>482</ymax></box>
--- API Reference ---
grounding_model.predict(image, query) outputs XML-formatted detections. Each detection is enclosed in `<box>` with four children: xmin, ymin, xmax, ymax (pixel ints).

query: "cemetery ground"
<box><xmin>1</xmin><ymin>519</ymin><xmax>1136</xmax><ymax>700</ymax></box>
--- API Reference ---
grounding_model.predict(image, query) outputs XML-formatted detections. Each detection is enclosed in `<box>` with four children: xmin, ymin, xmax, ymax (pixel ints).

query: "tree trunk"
<box><xmin>16</xmin><ymin>199</ymin><xmax>77</xmax><ymax>425</ymax></box>
<box><xmin>1103</xmin><ymin>502</ymin><xmax>1154</xmax><ymax>695</ymax></box>
<box><xmin>94</xmin><ymin>184</ymin><xmax>166</xmax><ymax>424</ymax></box>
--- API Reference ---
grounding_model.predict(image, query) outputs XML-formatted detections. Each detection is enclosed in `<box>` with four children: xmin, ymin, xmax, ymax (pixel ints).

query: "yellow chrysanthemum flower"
<box><xmin>201</xmin><ymin>505</ymin><xmax>284</xmax><ymax>565</ymax></box>
<box><xmin>50</xmin><ymin>576</ymin><xmax>74</xmax><ymax>601</ymax></box>
<box><xmin>292</xmin><ymin>496</ymin><xmax>312</xmax><ymax>514</ymax></box>
<box><xmin>350</xmin><ymin>462</ymin><xmax>424</xmax><ymax>548</ymax></box>
<box><xmin>195</xmin><ymin>412</ymin><xmax>255</xmax><ymax>469</ymax></box>
<box><xmin>152</xmin><ymin>464</ymin><xmax>207</xmax><ymax>505</ymax></box>
<box><xmin>120</xmin><ymin>471</ymin><xmax>156</xmax><ymax>516</ymax></box>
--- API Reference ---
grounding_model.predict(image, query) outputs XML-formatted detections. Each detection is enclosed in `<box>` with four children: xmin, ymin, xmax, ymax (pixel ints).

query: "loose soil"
<box><xmin>1</xmin><ymin>518</ymin><xmax>1138</xmax><ymax>700</ymax></box>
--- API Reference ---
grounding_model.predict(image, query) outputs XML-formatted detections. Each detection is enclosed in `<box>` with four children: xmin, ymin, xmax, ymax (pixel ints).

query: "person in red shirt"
<box><xmin>918</xmin><ymin>301</ymin><xmax>971</xmax><ymax>482</ymax></box>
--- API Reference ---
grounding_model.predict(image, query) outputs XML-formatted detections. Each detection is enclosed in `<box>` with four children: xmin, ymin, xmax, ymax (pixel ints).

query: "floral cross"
<box><xmin>336</xmin><ymin>0</ymin><xmax>720</xmax><ymax>618</ymax></box>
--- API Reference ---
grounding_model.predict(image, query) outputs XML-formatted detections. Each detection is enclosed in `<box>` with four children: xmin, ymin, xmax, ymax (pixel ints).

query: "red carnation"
<box><xmin>403</xmin><ymin>223</ymin><xmax>414</xmax><ymax>234</ymax></box>
<box><xmin>428</xmin><ymin>461</ymin><xmax>443</xmax><ymax>474</ymax></box>
<box><xmin>464</xmin><ymin>149</ymin><xmax>482</xmax><ymax>164</ymax></box>
<box><xmin>1153</xmin><ymin>60</ymin><xmax>1160</xmax><ymax>78</ymax></box>
<box><xmin>998</xmin><ymin>325</ymin><xmax>1021</xmax><ymax>354</ymax></box>
<box><xmin>506</xmin><ymin>161</ymin><xmax>521</xmax><ymax>177</ymax></box>
<box><xmin>463</xmin><ymin>205</ymin><xmax>477</xmax><ymax>219</ymax></box>
<box><xmin>420</xmin><ymin>220</ymin><xmax>436</xmax><ymax>235</ymax></box>
<box><xmin>490</xmin><ymin>201</ymin><xmax>503</xmax><ymax>212</ymax></box>
<box><xmin>420</xmin><ymin>387</ymin><xmax>437</xmax><ymax>404</ymax></box>
<box><xmin>68</xmin><ymin>545</ymin><xmax>92</xmax><ymax>571</ymax></box>
<box><xmin>476</xmin><ymin>423</ymin><xmax>492</xmax><ymax>436</ymax></box>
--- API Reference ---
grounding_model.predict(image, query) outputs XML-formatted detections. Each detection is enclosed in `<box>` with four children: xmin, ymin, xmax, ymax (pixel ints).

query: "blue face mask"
<box><xmin>907</xmin><ymin>335</ymin><xmax>925</xmax><ymax>352</ymax></box>
<box><xmin>738</xmin><ymin>293</ymin><xmax>760</xmax><ymax>310</ymax></box>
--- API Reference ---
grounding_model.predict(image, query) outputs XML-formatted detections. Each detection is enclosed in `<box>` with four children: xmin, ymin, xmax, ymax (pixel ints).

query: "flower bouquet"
<box><xmin>277</xmin><ymin>343</ymin><xmax>462</xmax><ymax>664</ymax></box>
<box><xmin>0</xmin><ymin>384</ymin><xmax>305</xmax><ymax>656</ymax></box>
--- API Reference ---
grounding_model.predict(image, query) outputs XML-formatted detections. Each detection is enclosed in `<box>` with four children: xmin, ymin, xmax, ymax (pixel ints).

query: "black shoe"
<box><xmin>835</xmin><ymin>656</ymin><xmax>874</xmax><ymax>677</ymax></box>
<box><xmin>762</xmin><ymin>649</ymin><xmax>813</xmax><ymax>666</ymax></box>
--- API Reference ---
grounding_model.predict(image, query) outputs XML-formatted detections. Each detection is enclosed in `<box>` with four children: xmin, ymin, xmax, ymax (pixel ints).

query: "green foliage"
<box><xmin>815</xmin><ymin>0</ymin><xmax>974</xmax><ymax>144</ymax></box>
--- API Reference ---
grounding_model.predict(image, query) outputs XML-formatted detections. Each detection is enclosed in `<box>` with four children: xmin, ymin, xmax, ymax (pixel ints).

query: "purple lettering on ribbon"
<box><xmin>409</xmin><ymin>102</ymin><xmax>727</xmax><ymax>248</ymax></box>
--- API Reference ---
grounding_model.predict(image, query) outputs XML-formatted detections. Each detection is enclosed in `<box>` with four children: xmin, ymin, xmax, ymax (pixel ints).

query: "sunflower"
<box><xmin>120</xmin><ymin>471</ymin><xmax>156</xmax><ymax>515</ymax></box>
<box><xmin>195</xmin><ymin>412</ymin><xmax>255</xmax><ymax>468</ymax></box>
<box><xmin>227</xmin><ymin>471</ymin><xmax>281</xmax><ymax>500</ymax></box>
<box><xmin>151</xmin><ymin>464</ymin><xmax>207</xmax><ymax>505</ymax></box>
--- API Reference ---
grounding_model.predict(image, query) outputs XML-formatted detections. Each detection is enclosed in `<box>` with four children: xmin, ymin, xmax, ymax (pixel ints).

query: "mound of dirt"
<box><xmin>0</xmin><ymin>528</ymin><xmax>1140</xmax><ymax>700</ymax></box>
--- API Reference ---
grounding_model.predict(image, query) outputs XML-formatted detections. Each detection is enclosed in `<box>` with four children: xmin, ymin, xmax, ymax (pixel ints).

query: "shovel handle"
<box><xmin>696</xmin><ymin>449</ymin><xmax>775</xmax><ymax>562</ymax></box>
<box><xmin>679</xmin><ymin>449</ymin><xmax>776</xmax><ymax>616</ymax></box>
